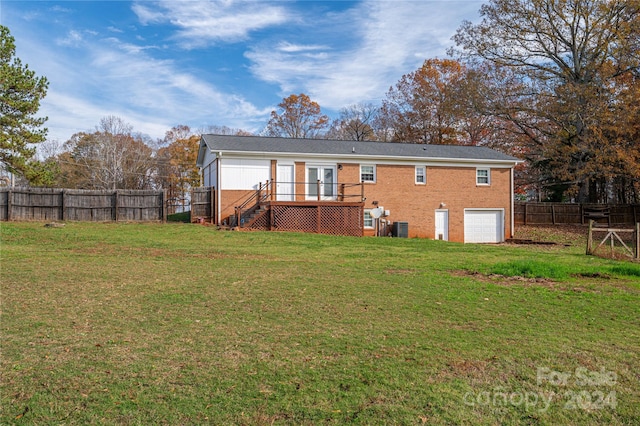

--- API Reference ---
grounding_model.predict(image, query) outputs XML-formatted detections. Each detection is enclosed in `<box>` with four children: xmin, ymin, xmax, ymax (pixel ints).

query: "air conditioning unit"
<box><xmin>393</xmin><ymin>221</ymin><xmax>408</xmax><ymax>238</ymax></box>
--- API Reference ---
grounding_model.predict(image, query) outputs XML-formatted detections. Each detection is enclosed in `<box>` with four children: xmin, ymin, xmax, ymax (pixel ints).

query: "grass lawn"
<box><xmin>1</xmin><ymin>222</ymin><xmax>639</xmax><ymax>425</ymax></box>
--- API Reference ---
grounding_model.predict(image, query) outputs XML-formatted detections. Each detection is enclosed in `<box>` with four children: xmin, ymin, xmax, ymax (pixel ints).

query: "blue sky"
<box><xmin>2</xmin><ymin>1</ymin><xmax>482</xmax><ymax>144</ymax></box>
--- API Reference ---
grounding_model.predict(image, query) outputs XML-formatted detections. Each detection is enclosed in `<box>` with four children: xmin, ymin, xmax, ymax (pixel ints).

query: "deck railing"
<box><xmin>233</xmin><ymin>180</ymin><xmax>365</xmax><ymax>228</ymax></box>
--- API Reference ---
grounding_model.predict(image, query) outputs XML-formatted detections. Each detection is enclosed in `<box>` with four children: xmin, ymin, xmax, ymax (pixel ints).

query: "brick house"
<box><xmin>196</xmin><ymin>134</ymin><xmax>521</xmax><ymax>243</ymax></box>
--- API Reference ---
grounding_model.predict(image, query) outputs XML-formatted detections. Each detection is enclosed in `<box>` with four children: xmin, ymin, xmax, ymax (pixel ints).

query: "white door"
<box><xmin>307</xmin><ymin>166</ymin><xmax>336</xmax><ymax>200</ymax></box>
<box><xmin>464</xmin><ymin>209</ymin><xmax>504</xmax><ymax>243</ymax></box>
<box><xmin>435</xmin><ymin>210</ymin><xmax>449</xmax><ymax>241</ymax></box>
<box><xmin>276</xmin><ymin>164</ymin><xmax>294</xmax><ymax>201</ymax></box>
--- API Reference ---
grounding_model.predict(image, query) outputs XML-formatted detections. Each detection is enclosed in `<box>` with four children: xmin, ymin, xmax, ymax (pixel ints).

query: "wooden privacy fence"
<box><xmin>0</xmin><ymin>188</ymin><xmax>168</xmax><ymax>222</ymax></box>
<box><xmin>190</xmin><ymin>187</ymin><xmax>215</xmax><ymax>223</ymax></box>
<box><xmin>515</xmin><ymin>202</ymin><xmax>640</xmax><ymax>226</ymax></box>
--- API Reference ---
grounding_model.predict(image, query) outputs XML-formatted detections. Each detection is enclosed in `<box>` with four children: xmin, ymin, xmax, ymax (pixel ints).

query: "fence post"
<box><xmin>270</xmin><ymin>206</ymin><xmax>274</xmax><ymax>231</ymax></box>
<box><xmin>586</xmin><ymin>219</ymin><xmax>594</xmax><ymax>255</ymax></box>
<box><xmin>60</xmin><ymin>190</ymin><xmax>66</xmax><ymax>221</ymax></box>
<box><xmin>162</xmin><ymin>189</ymin><xmax>168</xmax><ymax>222</ymax></box>
<box><xmin>7</xmin><ymin>188</ymin><xmax>12</xmax><ymax>221</ymax></box>
<box><xmin>551</xmin><ymin>204</ymin><xmax>556</xmax><ymax>225</ymax></box>
<box><xmin>523</xmin><ymin>202</ymin><xmax>527</xmax><ymax>225</ymax></box>
<box><xmin>114</xmin><ymin>191</ymin><xmax>119</xmax><ymax>222</ymax></box>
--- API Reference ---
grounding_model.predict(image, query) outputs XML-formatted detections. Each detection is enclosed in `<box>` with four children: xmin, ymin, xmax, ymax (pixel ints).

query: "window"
<box><xmin>476</xmin><ymin>168</ymin><xmax>490</xmax><ymax>185</ymax></box>
<box><xmin>415</xmin><ymin>166</ymin><xmax>426</xmax><ymax>184</ymax></box>
<box><xmin>363</xmin><ymin>209</ymin><xmax>374</xmax><ymax>228</ymax></box>
<box><xmin>360</xmin><ymin>165</ymin><xmax>376</xmax><ymax>183</ymax></box>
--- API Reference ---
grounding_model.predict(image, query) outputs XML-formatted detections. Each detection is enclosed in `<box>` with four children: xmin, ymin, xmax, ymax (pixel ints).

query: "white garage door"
<box><xmin>464</xmin><ymin>209</ymin><xmax>504</xmax><ymax>243</ymax></box>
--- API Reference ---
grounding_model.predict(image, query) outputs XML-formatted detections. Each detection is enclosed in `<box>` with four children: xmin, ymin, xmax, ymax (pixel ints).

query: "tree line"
<box><xmin>2</xmin><ymin>0</ymin><xmax>640</xmax><ymax>204</ymax></box>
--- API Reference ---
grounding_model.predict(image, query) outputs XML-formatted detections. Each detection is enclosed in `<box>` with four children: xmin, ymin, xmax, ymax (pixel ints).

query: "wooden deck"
<box><xmin>242</xmin><ymin>201</ymin><xmax>364</xmax><ymax>237</ymax></box>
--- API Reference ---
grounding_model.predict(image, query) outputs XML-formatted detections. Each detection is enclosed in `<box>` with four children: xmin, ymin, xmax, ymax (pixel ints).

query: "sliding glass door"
<box><xmin>307</xmin><ymin>165</ymin><xmax>336</xmax><ymax>200</ymax></box>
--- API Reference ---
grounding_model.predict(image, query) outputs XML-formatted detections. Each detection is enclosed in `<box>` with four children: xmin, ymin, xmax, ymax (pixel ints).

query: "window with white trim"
<box><xmin>415</xmin><ymin>166</ymin><xmax>426</xmax><ymax>184</ymax></box>
<box><xmin>360</xmin><ymin>165</ymin><xmax>376</xmax><ymax>183</ymax></box>
<box><xmin>363</xmin><ymin>210</ymin><xmax>374</xmax><ymax>228</ymax></box>
<box><xmin>476</xmin><ymin>168</ymin><xmax>490</xmax><ymax>185</ymax></box>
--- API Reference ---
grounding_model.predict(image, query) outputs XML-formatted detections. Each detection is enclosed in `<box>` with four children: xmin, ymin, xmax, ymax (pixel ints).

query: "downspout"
<box><xmin>510</xmin><ymin>166</ymin><xmax>515</xmax><ymax>239</ymax></box>
<box><xmin>217</xmin><ymin>152</ymin><xmax>222</xmax><ymax>225</ymax></box>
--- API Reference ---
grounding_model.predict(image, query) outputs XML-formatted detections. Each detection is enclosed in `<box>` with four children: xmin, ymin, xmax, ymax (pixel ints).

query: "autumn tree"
<box><xmin>452</xmin><ymin>0</ymin><xmax>640</xmax><ymax>202</ymax></box>
<box><xmin>326</xmin><ymin>103</ymin><xmax>378</xmax><ymax>141</ymax></box>
<box><xmin>380</xmin><ymin>59</ymin><xmax>480</xmax><ymax>145</ymax></box>
<box><xmin>55</xmin><ymin>116</ymin><xmax>154</xmax><ymax>190</ymax></box>
<box><xmin>0</xmin><ymin>25</ymin><xmax>53</xmax><ymax>185</ymax></box>
<box><xmin>265</xmin><ymin>93</ymin><xmax>329</xmax><ymax>138</ymax></box>
<box><xmin>198</xmin><ymin>124</ymin><xmax>253</xmax><ymax>136</ymax></box>
<box><xmin>156</xmin><ymin>125</ymin><xmax>201</xmax><ymax>213</ymax></box>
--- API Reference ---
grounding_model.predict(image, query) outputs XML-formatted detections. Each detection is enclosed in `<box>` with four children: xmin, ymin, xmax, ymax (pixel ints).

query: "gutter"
<box><xmin>209</xmin><ymin>149</ymin><xmax>522</xmax><ymax>168</ymax></box>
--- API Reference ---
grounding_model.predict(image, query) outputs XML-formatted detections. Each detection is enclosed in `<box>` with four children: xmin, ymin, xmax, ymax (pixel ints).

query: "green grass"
<box><xmin>1</xmin><ymin>222</ymin><xmax>639</xmax><ymax>425</ymax></box>
<box><xmin>167</xmin><ymin>211</ymin><xmax>191</xmax><ymax>223</ymax></box>
<box><xmin>488</xmin><ymin>259</ymin><xmax>573</xmax><ymax>279</ymax></box>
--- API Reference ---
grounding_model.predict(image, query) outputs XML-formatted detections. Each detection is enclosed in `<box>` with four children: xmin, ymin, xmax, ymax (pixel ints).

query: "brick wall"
<box><xmin>219</xmin><ymin>189</ymin><xmax>255</xmax><ymax>224</ymax></box>
<box><xmin>339</xmin><ymin>163</ymin><xmax>512</xmax><ymax>241</ymax></box>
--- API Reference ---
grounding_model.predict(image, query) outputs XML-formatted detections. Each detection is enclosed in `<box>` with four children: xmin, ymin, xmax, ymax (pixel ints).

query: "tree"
<box><xmin>265</xmin><ymin>93</ymin><xmax>329</xmax><ymax>138</ymax></box>
<box><xmin>0</xmin><ymin>25</ymin><xmax>52</xmax><ymax>185</ymax></box>
<box><xmin>156</xmin><ymin>125</ymin><xmax>201</xmax><ymax>213</ymax></box>
<box><xmin>452</xmin><ymin>0</ymin><xmax>640</xmax><ymax>202</ymax></box>
<box><xmin>326</xmin><ymin>103</ymin><xmax>378</xmax><ymax>141</ymax></box>
<box><xmin>198</xmin><ymin>124</ymin><xmax>253</xmax><ymax>136</ymax></box>
<box><xmin>379</xmin><ymin>59</ymin><xmax>470</xmax><ymax>144</ymax></box>
<box><xmin>55</xmin><ymin>116</ymin><xmax>154</xmax><ymax>190</ymax></box>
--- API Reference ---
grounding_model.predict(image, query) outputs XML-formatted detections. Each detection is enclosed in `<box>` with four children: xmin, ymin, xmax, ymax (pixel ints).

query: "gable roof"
<box><xmin>197</xmin><ymin>134</ymin><xmax>521</xmax><ymax>166</ymax></box>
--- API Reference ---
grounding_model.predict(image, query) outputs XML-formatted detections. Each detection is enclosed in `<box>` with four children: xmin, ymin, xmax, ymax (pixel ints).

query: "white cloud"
<box><xmin>4</xmin><ymin>0</ymin><xmax>484</xmax><ymax>143</ymax></box>
<box><xmin>132</xmin><ymin>0</ymin><xmax>290</xmax><ymax>47</ymax></box>
<box><xmin>246</xmin><ymin>1</ymin><xmax>482</xmax><ymax>109</ymax></box>
<box><xmin>276</xmin><ymin>42</ymin><xmax>329</xmax><ymax>53</ymax></box>
<box><xmin>56</xmin><ymin>30</ymin><xmax>84</xmax><ymax>47</ymax></box>
<box><xmin>50</xmin><ymin>5</ymin><xmax>73</xmax><ymax>14</ymax></box>
<box><xmin>11</xmin><ymin>21</ymin><xmax>270</xmax><ymax>142</ymax></box>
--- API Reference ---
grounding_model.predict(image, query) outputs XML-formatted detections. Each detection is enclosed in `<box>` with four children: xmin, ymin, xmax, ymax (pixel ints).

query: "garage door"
<box><xmin>464</xmin><ymin>209</ymin><xmax>503</xmax><ymax>243</ymax></box>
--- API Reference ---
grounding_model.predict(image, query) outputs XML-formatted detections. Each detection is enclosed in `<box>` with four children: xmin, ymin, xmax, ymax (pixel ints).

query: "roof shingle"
<box><xmin>200</xmin><ymin>134</ymin><xmax>520</xmax><ymax>163</ymax></box>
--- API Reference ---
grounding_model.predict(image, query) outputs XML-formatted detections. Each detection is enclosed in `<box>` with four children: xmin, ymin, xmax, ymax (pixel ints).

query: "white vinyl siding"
<box><xmin>221</xmin><ymin>159</ymin><xmax>270</xmax><ymax>190</ymax></box>
<box><xmin>204</xmin><ymin>160</ymin><xmax>218</xmax><ymax>188</ymax></box>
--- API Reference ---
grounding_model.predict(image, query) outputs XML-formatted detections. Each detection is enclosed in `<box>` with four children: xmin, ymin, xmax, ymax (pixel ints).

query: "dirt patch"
<box><xmin>451</xmin><ymin>270</ymin><xmax>628</xmax><ymax>293</ymax></box>
<box><xmin>506</xmin><ymin>238</ymin><xmax>561</xmax><ymax>245</ymax></box>
<box><xmin>451</xmin><ymin>270</ymin><xmax>557</xmax><ymax>287</ymax></box>
<box><xmin>571</xmin><ymin>272</ymin><xmax>611</xmax><ymax>279</ymax></box>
